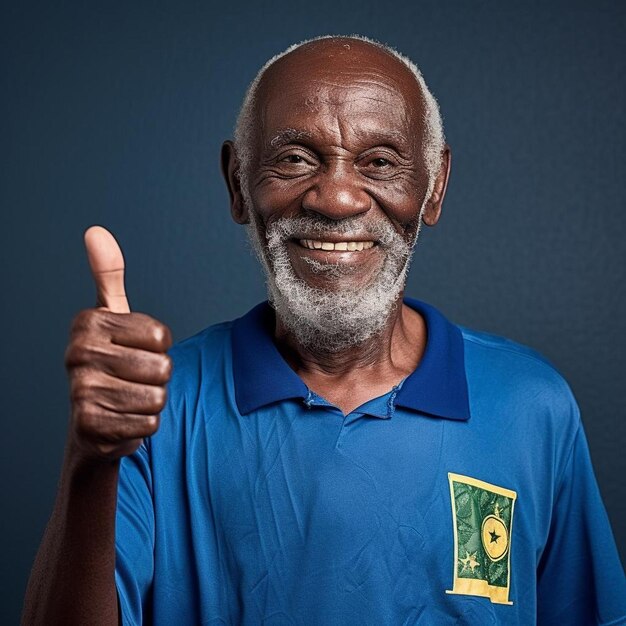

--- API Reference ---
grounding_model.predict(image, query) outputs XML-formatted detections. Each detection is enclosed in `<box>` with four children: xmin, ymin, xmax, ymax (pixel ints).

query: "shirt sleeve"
<box><xmin>537</xmin><ymin>420</ymin><xmax>626</xmax><ymax>625</ymax></box>
<box><xmin>114</xmin><ymin>440</ymin><xmax>155</xmax><ymax>626</ymax></box>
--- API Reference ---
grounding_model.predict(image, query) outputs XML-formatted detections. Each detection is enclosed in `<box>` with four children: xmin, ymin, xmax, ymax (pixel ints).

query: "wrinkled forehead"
<box><xmin>253</xmin><ymin>39</ymin><xmax>427</xmax><ymax>147</ymax></box>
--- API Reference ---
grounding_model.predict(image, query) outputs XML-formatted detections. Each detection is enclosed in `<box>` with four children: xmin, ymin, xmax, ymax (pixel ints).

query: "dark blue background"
<box><xmin>3</xmin><ymin>1</ymin><xmax>625</xmax><ymax>621</ymax></box>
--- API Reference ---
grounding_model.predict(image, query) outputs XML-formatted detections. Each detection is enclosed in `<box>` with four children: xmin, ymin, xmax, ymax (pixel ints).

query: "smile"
<box><xmin>297</xmin><ymin>239</ymin><xmax>376</xmax><ymax>251</ymax></box>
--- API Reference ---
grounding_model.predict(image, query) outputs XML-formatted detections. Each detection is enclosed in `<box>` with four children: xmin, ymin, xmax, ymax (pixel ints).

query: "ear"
<box><xmin>220</xmin><ymin>140</ymin><xmax>249</xmax><ymax>224</ymax></box>
<box><xmin>421</xmin><ymin>145</ymin><xmax>451</xmax><ymax>227</ymax></box>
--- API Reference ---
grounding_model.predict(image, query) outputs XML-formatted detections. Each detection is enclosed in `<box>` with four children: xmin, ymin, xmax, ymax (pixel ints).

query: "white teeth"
<box><xmin>298</xmin><ymin>239</ymin><xmax>375</xmax><ymax>251</ymax></box>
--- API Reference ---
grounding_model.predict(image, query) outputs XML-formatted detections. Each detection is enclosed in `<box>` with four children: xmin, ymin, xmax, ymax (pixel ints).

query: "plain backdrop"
<box><xmin>2</xmin><ymin>0</ymin><xmax>625</xmax><ymax>622</ymax></box>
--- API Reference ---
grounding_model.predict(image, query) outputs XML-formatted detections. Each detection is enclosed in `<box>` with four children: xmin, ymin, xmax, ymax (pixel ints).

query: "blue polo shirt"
<box><xmin>115</xmin><ymin>297</ymin><xmax>626</xmax><ymax>625</ymax></box>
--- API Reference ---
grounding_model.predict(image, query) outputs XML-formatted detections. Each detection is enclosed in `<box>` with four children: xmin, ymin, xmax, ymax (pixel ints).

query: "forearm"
<box><xmin>22</xmin><ymin>229</ymin><xmax>170</xmax><ymax>624</ymax></box>
<box><xmin>21</xmin><ymin>441</ymin><xmax>121</xmax><ymax>626</ymax></box>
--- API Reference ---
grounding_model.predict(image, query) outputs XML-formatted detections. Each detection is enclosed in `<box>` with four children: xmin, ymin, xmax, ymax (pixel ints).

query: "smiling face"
<box><xmin>223</xmin><ymin>38</ymin><xmax>450</xmax><ymax>352</ymax></box>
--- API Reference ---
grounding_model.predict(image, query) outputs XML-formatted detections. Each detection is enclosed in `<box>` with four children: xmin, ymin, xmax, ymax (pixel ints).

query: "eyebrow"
<box><xmin>353</xmin><ymin>127</ymin><xmax>413</xmax><ymax>148</ymax></box>
<box><xmin>268</xmin><ymin>128</ymin><xmax>313</xmax><ymax>149</ymax></box>
<box><xmin>266</xmin><ymin>127</ymin><xmax>412</xmax><ymax>153</ymax></box>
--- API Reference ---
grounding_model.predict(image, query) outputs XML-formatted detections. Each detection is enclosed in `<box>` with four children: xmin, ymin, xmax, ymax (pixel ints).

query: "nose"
<box><xmin>301</xmin><ymin>162</ymin><xmax>371</xmax><ymax>220</ymax></box>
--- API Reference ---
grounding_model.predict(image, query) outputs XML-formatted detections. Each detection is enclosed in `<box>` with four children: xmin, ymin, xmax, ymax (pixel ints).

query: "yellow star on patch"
<box><xmin>459</xmin><ymin>550</ymin><xmax>480</xmax><ymax>573</ymax></box>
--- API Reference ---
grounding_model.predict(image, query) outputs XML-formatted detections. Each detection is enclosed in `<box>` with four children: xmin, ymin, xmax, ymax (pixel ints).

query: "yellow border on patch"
<box><xmin>446</xmin><ymin>472</ymin><xmax>517</xmax><ymax>606</ymax></box>
<box><xmin>448</xmin><ymin>472</ymin><xmax>517</xmax><ymax>499</ymax></box>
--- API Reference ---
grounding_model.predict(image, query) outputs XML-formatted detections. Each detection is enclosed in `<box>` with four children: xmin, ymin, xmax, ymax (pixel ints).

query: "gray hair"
<box><xmin>233</xmin><ymin>34</ymin><xmax>445</xmax><ymax>196</ymax></box>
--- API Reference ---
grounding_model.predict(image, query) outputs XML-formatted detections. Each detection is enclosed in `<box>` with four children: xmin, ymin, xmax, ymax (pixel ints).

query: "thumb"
<box><xmin>83</xmin><ymin>225</ymin><xmax>131</xmax><ymax>313</ymax></box>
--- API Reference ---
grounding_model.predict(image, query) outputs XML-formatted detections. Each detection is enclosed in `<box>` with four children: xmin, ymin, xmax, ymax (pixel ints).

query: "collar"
<box><xmin>231</xmin><ymin>297</ymin><xmax>470</xmax><ymax>421</ymax></box>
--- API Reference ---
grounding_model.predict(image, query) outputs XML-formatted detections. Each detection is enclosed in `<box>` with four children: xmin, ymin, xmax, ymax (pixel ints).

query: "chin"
<box><xmin>297</xmin><ymin>271</ymin><xmax>379</xmax><ymax>294</ymax></box>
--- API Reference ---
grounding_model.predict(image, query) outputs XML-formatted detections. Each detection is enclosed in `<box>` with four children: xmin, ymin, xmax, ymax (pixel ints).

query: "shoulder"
<box><xmin>459</xmin><ymin>325</ymin><xmax>580</xmax><ymax>430</ymax></box>
<box><xmin>460</xmin><ymin>326</ymin><xmax>560</xmax><ymax>371</ymax></box>
<box><xmin>167</xmin><ymin>320</ymin><xmax>234</xmax><ymax>384</ymax></box>
<box><xmin>170</xmin><ymin>320</ymin><xmax>233</xmax><ymax>357</ymax></box>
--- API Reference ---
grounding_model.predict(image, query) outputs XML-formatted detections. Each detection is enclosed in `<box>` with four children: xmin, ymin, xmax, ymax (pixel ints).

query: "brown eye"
<box><xmin>282</xmin><ymin>154</ymin><xmax>305</xmax><ymax>164</ymax></box>
<box><xmin>371</xmin><ymin>158</ymin><xmax>391</xmax><ymax>167</ymax></box>
<box><xmin>357</xmin><ymin>151</ymin><xmax>401</xmax><ymax>180</ymax></box>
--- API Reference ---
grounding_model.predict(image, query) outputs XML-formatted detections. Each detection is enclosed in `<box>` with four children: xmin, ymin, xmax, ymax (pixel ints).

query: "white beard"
<box><xmin>245</xmin><ymin>204</ymin><xmax>424</xmax><ymax>354</ymax></box>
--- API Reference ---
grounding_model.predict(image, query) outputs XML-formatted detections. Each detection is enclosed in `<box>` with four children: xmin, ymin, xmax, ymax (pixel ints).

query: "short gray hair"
<box><xmin>234</xmin><ymin>34</ymin><xmax>445</xmax><ymax>196</ymax></box>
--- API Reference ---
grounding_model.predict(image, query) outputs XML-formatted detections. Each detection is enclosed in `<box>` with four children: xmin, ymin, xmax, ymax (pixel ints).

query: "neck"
<box><xmin>273</xmin><ymin>293</ymin><xmax>426</xmax><ymax>386</ymax></box>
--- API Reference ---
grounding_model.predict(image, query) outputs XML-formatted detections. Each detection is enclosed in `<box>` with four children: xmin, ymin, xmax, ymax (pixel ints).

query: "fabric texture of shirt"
<box><xmin>115</xmin><ymin>297</ymin><xmax>626</xmax><ymax>625</ymax></box>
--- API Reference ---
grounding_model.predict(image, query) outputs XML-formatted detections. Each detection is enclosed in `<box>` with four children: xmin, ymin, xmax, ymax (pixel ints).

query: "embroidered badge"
<box><xmin>446</xmin><ymin>472</ymin><xmax>517</xmax><ymax>605</ymax></box>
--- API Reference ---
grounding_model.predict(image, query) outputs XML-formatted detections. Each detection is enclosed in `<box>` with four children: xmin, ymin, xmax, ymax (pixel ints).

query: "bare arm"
<box><xmin>21</xmin><ymin>227</ymin><xmax>171</xmax><ymax>625</ymax></box>
<box><xmin>22</xmin><ymin>445</ymin><xmax>121</xmax><ymax>625</ymax></box>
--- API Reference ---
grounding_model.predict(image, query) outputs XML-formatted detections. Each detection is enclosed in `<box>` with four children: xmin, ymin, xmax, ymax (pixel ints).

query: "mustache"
<box><xmin>264</xmin><ymin>214</ymin><xmax>406</xmax><ymax>248</ymax></box>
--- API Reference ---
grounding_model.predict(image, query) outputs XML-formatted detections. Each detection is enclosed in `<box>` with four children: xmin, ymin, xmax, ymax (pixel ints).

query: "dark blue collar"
<box><xmin>231</xmin><ymin>297</ymin><xmax>470</xmax><ymax>421</ymax></box>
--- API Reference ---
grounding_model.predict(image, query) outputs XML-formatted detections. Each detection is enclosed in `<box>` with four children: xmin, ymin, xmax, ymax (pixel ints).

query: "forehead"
<box><xmin>255</xmin><ymin>41</ymin><xmax>426</xmax><ymax>148</ymax></box>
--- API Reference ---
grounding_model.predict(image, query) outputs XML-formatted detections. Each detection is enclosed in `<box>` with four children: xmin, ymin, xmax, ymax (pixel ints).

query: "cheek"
<box><xmin>251</xmin><ymin>177</ymin><xmax>307</xmax><ymax>220</ymax></box>
<box><xmin>373</xmin><ymin>179</ymin><xmax>426</xmax><ymax>228</ymax></box>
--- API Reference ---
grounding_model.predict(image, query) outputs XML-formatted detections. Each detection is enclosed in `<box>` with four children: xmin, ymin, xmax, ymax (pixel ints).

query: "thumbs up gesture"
<box><xmin>84</xmin><ymin>226</ymin><xmax>131</xmax><ymax>314</ymax></box>
<box><xmin>64</xmin><ymin>226</ymin><xmax>173</xmax><ymax>461</ymax></box>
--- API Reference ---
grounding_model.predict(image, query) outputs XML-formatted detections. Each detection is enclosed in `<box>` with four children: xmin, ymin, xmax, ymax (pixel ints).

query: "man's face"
<box><xmin>246</xmin><ymin>44</ymin><xmax>432</xmax><ymax>293</ymax></box>
<box><xmin>225</xmin><ymin>41</ymin><xmax>446</xmax><ymax>352</ymax></box>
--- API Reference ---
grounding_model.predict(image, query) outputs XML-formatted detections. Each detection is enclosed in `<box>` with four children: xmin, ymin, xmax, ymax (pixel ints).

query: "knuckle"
<box><xmin>158</xmin><ymin>354</ymin><xmax>173</xmax><ymax>381</ymax></box>
<box><xmin>68</xmin><ymin>369</ymin><xmax>87</xmax><ymax>399</ymax></box>
<box><xmin>151</xmin><ymin>322</ymin><xmax>172</xmax><ymax>350</ymax></box>
<box><xmin>148</xmin><ymin>317</ymin><xmax>172</xmax><ymax>351</ymax></box>
<box><xmin>149</xmin><ymin>386</ymin><xmax>167</xmax><ymax>412</ymax></box>
<box><xmin>64</xmin><ymin>341</ymin><xmax>90</xmax><ymax>368</ymax></box>
<box><xmin>71</xmin><ymin>309</ymin><xmax>101</xmax><ymax>334</ymax></box>
<box><xmin>64</xmin><ymin>342</ymin><xmax>79</xmax><ymax>368</ymax></box>
<box><xmin>70</xmin><ymin>370</ymin><xmax>100</xmax><ymax>400</ymax></box>
<box><xmin>73</xmin><ymin>401</ymin><xmax>99</xmax><ymax>437</ymax></box>
<box><xmin>144</xmin><ymin>414</ymin><xmax>160</xmax><ymax>434</ymax></box>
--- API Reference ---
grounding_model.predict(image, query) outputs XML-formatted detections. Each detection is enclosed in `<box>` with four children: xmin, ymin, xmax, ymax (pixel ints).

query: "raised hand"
<box><xmin>64</xmin><ymin>226</ymin><xmax>173</xmax><ymax>461</ymax></box>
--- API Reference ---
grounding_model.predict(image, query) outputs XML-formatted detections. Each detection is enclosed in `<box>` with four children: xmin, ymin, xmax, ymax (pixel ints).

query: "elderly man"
<box><xmin>23</xmin><ymin>35</ymin><xmax>625</xmax><ymax>625</ymax></box>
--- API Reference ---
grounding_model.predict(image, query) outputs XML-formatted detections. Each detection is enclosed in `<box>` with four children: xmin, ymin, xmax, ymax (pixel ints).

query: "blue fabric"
<box><xmin>233</xmin><ymin>298</ymin><xmax>470</xmax><ymax>421</ymax></box>
<box><xmin>115</xmin><ymin>298</ymin><xmax>626</xmax><ymax>625</ymax></box>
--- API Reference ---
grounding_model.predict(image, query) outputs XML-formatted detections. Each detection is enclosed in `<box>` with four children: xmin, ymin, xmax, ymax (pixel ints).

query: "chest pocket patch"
<box><xmin>446</xmin><ymin>472</ymin><xmax>517</xmax><ymax>605</ymax></box>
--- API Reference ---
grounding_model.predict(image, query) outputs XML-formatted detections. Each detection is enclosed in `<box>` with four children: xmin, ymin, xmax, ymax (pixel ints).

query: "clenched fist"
<box><xmin>64</xmin><ymin>226</ymin><xmax>172</xmax><ymax>461</ymax></box>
